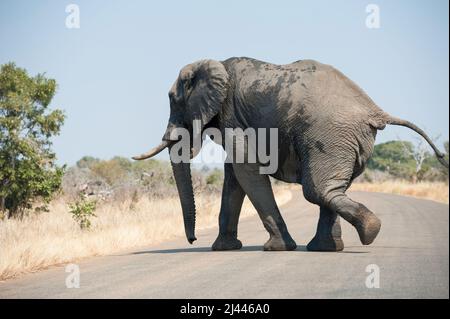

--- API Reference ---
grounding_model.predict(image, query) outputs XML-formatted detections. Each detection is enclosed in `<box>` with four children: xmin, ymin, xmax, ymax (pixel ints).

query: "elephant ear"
<box><xmin>181</xmin><ymin>59</ymin><xmax>229</xmax><ymax>126</ymax></box>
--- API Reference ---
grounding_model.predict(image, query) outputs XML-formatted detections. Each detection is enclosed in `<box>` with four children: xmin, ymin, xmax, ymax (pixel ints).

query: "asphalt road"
<box><xmin>0</xmin><ymin>191</ymin><xmax>448</xmax><ymax>299</ymax></box>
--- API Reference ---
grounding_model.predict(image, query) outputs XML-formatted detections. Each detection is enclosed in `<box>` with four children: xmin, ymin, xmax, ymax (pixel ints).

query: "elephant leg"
<box><xmin>232</xmin><ymin>163</ymin><xmax>297</xmax><ymax>251</ymax></box>
<box><xmin>326</xmin><ymin>192</ymin><xmax>381</xmax><ymax>246</ymax></box>
<box><xmin>307</xmin><ymin>206</ymin><xmax>344</xmax><ymax>251</ymax></box>
<box><xmin>212</xmin><ymin>163</ymin><xmax>245</xmax><ymax>251</ymax></box>
<box><xmin>302</xmin><ymin>147</ymin><xmax>381</xmax><ymax>248</ymax></box>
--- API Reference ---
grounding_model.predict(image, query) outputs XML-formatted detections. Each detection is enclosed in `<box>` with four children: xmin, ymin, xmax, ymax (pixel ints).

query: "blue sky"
<box><xmin>0</xmin><ymin>0</ymin><xmax>448</xmax><ymax>165</ymax></box>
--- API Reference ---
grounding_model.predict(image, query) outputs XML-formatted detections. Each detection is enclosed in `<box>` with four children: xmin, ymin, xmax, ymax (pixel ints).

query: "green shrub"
<box><xmin>206</xmin><ymin>169</ymin><xmax>223</xmax><ymax>185</ymax></box>
<box><xmin>68</xmin><ymin>196</ymin><xmax>97</xmax><ymax>230</ymax></box>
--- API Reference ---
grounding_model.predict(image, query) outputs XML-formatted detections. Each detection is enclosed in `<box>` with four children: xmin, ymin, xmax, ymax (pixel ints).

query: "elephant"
<box><xmin>133</xmin><ymin>57</ymin><xmax>448</xmax><ymax>252</ymax></box>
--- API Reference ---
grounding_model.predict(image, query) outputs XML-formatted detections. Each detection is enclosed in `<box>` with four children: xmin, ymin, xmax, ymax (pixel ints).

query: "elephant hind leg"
<box><xmin>327</xmin><ymin>193</ymin><xmax>381</xmax><ymax>246</ymax></box>
<box><xmin>301</xmin><ymin>151</ymin><xmax>381</xmax><ymax>248</ymax></box>
<box><xmin>307</xmin><ymin>206</ymin><xmax>344</xmax><ymax>251</ymax></box>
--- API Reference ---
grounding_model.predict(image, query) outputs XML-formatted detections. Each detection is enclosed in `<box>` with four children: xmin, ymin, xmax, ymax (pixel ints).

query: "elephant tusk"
<box><xmin>132</xmin><ymin>140</ymin><xmax>173</xmax><ymax>160</ymax></box>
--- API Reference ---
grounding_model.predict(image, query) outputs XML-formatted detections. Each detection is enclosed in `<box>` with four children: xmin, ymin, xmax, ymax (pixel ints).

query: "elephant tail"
<box><xmin>385</xmin><ymin>115</ymin><xmax>448</xmax><ymax>169</ymax></box>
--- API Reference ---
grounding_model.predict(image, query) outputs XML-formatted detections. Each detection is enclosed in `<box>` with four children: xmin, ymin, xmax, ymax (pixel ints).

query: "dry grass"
<box><xmin>350</xmin><ymin>181</ymin><xmax>449</xmax><ymax>204</ymax></box>
<box><xmin>0</xmin><ymin>186</ymin><xmax>292</xmax><ymax>281</ymax></box>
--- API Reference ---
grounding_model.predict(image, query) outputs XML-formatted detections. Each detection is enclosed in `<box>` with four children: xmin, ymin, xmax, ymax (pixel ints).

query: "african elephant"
<box><xmin>133</xmin><ymin>57</ymin><xmax>448</xmax><ymax>252</ymax></box>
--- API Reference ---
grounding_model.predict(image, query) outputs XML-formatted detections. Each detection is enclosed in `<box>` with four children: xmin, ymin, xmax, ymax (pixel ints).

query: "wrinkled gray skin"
<box><xmin>133</xmin><ymin>57</ymin><xmax>448</xmax><ymax>252</ymax></box>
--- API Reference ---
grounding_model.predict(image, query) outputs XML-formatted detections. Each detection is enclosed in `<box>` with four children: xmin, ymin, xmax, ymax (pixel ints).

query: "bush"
<box><xmin>68</xmin><ymin>195</ymin><xmax>97</xmax><ymax>230</ymax></box>
<box><xmin>206</xmin><ymin>169</ymin><xmax>223</xmax><ymax>185</ymax></box>
<box><xmin>368</xmin><ymin>140</ymin><xmax>449</xmax><ymax>182</ymax></box>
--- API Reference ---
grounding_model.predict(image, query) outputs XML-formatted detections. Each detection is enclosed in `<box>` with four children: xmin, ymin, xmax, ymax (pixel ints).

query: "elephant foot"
<box><xmin>212</xmin><ymin>235</ymin><xmax>242</xmax><ymax>251</ymax></box>
<box><xmin>307</xmin><ymin>235</ymin><xmax>344</xmax><ymax>252</ymax></box>
<box><xmin>351</xmin><ymin>205</ymin><xmax>381</xmax><ymax>245</ymax></box>
<box><xmin>263</xmin><ymin>236</ymin><xmax>297</xmax><ymax>251</ymax></box>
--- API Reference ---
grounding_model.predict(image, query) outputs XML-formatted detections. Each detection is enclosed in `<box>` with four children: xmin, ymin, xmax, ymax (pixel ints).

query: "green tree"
<box><xmin>444</xmin><ymin>141</ymin><xmax>450</xmax><ymax>180</ymax></box>
<box><xmin>0</xmin><ymin>63</ymin><xmax>65</xmax><ymax>218</ymax></box>
<box><xmin>368</xmin><ymin>140</ymin><xmax>449</xmax><ymax>182</ymax></box>
<box><xmin>367</xmin><ymin>141</ymin><xmax>416</xmax><ymax>179</ymax></box>
<box><xmin>422</xmin><ymin>140</ymin><xmax>449</xmax><ymax>181</ymax></box>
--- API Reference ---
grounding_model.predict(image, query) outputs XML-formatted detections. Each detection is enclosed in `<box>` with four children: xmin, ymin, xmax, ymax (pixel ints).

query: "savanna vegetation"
<box><xmin>361</xmin><ymin>140</ymin><xmax>449</xmax><ymax>183</ymax></box>
<box><xmin>0</xmin><ymin>63</ymin><xmax>448</xmax><ymax>280</ymax></box>
<box><xmin>0</xmin><ymin>63</ymin><xmax>65</xmax><ymax>220</ymax></box>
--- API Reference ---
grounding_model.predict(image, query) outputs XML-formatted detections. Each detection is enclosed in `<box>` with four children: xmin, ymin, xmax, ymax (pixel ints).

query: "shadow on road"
<box><xmin>133</xmin><ymin>246</ymin><xmax>269</xmax><ymax>254</ymax></box>
<box><xmin>131</xmin><ymin>245</ymin><xmax>367</xmax><ymax>254</ymax></box>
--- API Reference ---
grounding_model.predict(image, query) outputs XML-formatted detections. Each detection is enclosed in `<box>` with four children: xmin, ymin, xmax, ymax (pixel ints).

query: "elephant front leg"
<box><xmin>307</xmin><ymin>207</ymin><xmax>344</xmax><ymax>252</ymax></box>
<box><xmin>212</xmin><ymin>164</ymin><xmax>245</xmax><ymax>251</ymax></box>
<box><xmin>232</xmin><ymin>163</ymin><xmax>297</xmax><ymax>251</ymax></box>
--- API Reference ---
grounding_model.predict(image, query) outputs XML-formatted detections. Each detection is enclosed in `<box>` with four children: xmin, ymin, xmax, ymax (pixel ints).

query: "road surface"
<box><xmin>0</xmin><ymin>191</ymin><xmax>448</xmax><ymax>298</ymax></box>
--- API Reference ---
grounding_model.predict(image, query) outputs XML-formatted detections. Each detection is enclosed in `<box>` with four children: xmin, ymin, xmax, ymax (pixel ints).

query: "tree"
<box><xmin>443</xmin><ymin>141</ymin><xmax>450</xmax><ymax>180</ymax></box>
<box><xmin>76</xmin><ymin>156</ymin><xmax>99</xmax><ymax>169</ymax></box>
<box><xmin>399</xmin><ymin>137</ymin><xmax>433</xmax><ymax>183</ymax></box>
<box><xmin>0</xmin><ymin>63</ymin><xmax>65</xmax><ymax>218</ymax></box>
<box><xmin>367</xmin><ymin>141</ymin><xmax>416</xmax><ymax>179</ymax></box>
<box><xmin>367</xmin><ymin>140</ymin><xmax>449</xmax><ymax>182</ymax></box>
<box><xmin>90</xmin><ymin>157</ymin><xmax>132</xmax><ymax>186</ymax></box>
<box><xmin>422</xmin><ymin>140</ymin><xmax>450</xmax><ymax>181</ymax></box>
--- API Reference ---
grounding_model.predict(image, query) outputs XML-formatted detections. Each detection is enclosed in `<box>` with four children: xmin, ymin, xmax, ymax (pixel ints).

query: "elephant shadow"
<box><xmin>131</xmin><ymin>246</ymin><xmax>368</xmax><ymax>254</ymax></box>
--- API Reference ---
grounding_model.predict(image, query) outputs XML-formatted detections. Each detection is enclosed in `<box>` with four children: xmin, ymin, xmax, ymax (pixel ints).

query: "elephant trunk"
<box><xmin>171</xmin><ymin>160</ymin><xmax>197</xmax><ymax>244</ymax></box>
<box><xmin>132</xmin><ymin>120</ymin><xmax>198</xmax><ymax>244</ymax></box>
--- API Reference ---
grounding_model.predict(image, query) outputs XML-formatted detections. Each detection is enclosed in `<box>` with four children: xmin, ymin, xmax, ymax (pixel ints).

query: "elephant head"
<box><xmin>132</xmin><ymin>60</ymin><xmax>229</xmax><ymax>244</ymax></box>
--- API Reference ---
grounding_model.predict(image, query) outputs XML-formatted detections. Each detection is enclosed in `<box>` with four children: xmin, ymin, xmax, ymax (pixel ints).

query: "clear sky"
<box><xmin>0</xmin><ymin>0</ymin><xmax>448</xmax><ymax>166</ymax></box>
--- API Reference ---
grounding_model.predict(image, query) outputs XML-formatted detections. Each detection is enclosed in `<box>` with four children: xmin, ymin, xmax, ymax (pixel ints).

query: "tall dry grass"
<box><xmin>0</xmin><ymin>186</ymin><xmax>292</xmax><ymax>281</ymax></box>
<box><xmin>350</xmin><ymin>181</ymin><xmax>449</xmax><ymax>204</ymax></box>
